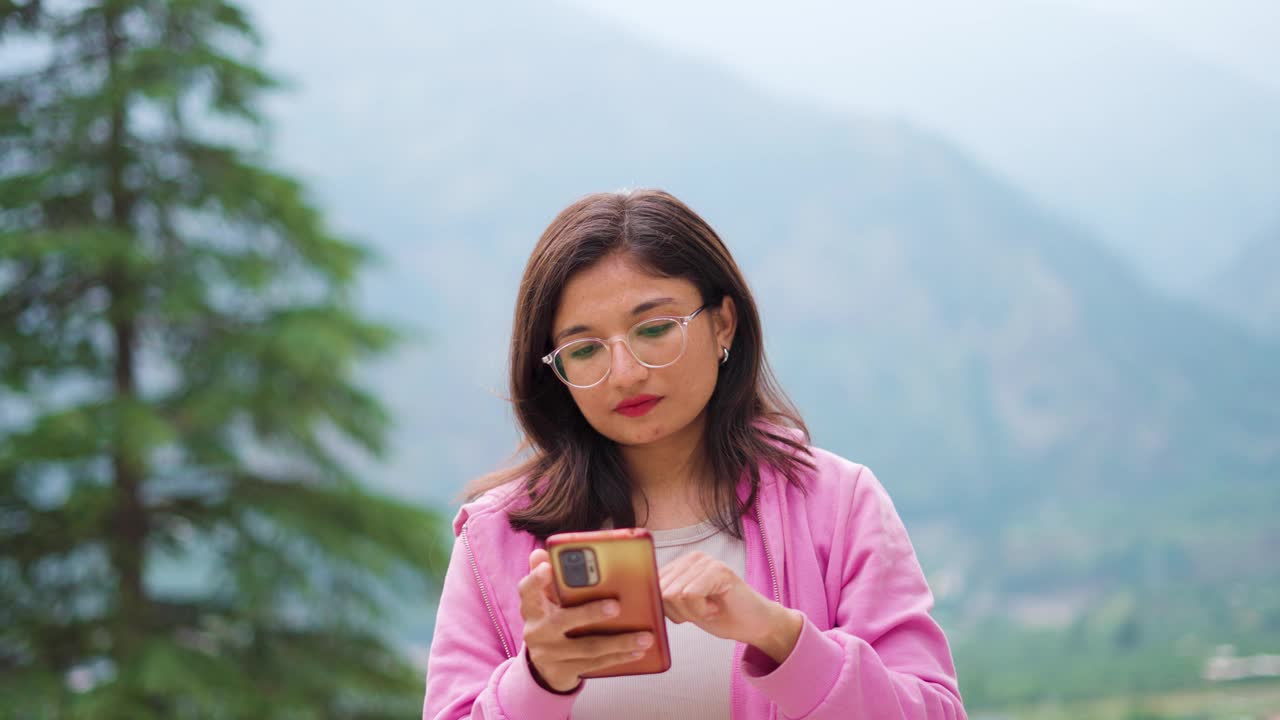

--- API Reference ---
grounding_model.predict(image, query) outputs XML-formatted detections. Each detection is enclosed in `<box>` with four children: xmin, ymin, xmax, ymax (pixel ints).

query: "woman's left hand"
<box><xmin>659</xmin><ymin>551</ymin><xmax>805</xmax><ymax>664</ymax></box>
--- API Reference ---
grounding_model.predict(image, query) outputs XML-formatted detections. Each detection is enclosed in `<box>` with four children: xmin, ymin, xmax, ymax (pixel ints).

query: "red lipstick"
<box><xmin>614</xmin><ymin>394</ymin><xmax>662</xmax><ymax>417</ymax></box>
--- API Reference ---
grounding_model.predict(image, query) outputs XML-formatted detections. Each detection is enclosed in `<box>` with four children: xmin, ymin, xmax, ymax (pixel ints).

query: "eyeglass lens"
<box><xmin>553</xmin><ymin>317</ymin><xmax>687</xmax><ymax>387</ymax></box>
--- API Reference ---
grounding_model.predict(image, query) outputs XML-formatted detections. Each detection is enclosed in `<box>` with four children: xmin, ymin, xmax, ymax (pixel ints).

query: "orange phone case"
<box><xmin>546</xmin><ymin>528</ymin><xmax>672</xmax><ymax>678</ymax></box>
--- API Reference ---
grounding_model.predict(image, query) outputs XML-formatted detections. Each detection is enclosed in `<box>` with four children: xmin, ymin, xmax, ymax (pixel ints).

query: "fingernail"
<box><xmin>603</xmin><ymin>601</ymin><xmax>620</xmax><ymax>616</ymax></box>
<box><xmin>636</xmin><ymin>634</ymin><xmax>653</xmax><ymax>648</ymax></box>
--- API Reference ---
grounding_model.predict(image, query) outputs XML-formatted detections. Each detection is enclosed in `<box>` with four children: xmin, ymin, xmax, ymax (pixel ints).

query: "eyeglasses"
<box><xmin>542</xmin><ymin>305</ymin><xmax>708</xmax><ymax>389</ymax></box>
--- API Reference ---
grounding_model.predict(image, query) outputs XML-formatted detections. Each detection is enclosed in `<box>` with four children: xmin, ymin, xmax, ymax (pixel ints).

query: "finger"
<box><xmin>661</xmin><ymin>554</ymin><xmax>709</xmax><ymax>608</ymax></box>
<box><xmin>658</xmin><ymin>551</ymin><xmax>700</xmax><ymax>585</ymax></box>
<box><xmin>529</xmin><ymin>549</ymin><xmax>557</xmax><ymax>603</ymax></box>
<box><xmin>659</xmin><ymin>553</ymin><xmax>707</xmax><ymax>601</ymax></box>
<box><xmin>518</xmin><ymin>563</ymin><xmax>554</xmax><ymax>620</ymax></box>
<box><xmin>663</xmin><ymin>556</ymin><xmax>721</xmax><ymax>624</ymax></box>
<box><xmin>569</xmin><ymin>648</ymin><xmax>651</xmax><ymax>676</ymax></box>
<box><xmin>663</xmin><ymin>600</ymin><xmax>689</xmax><ymax>625</ymax></box>
<box><xmin>661</xmin><ymin>550</ymin><xmax>711</xmax><ymax>588</ymax></box>
<box><xmin>529</xmin><ymin>548</ymin><xmax>550</xmax><ymax>572</ymax></box>
<box><xmin>660</xmin><ymin>553</ymin><xmax>706</xmax><ymax>597</ymax></box>
<box><xmin>561</xmin><ymin>631</ymin><xmax>655</xmax><ymax>661</ymax></box>
<box><xmin>662</xmin><ymin>582</ymin><xmax>693</xmax><ymax>624</ymax></box>
<box><xmin>664</xmin><ymin>586</ymin><xmax>708</xmax><ymax>624</ymax></box>
<box><xmin>678</xmin><ymin>567</ymin><xmax>731</xmax><ymax>621</ymax></box>
<box><xmin>551</xmin><ymin>597</ymin><xmax>622</xmax><ymax>635</ymax></box>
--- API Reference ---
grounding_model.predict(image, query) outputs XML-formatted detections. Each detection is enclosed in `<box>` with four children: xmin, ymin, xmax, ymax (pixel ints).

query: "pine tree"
<box><xmin>0</xmin><ymin>2</ymin><xmax>448</xmax><ymax>717</ymax></box>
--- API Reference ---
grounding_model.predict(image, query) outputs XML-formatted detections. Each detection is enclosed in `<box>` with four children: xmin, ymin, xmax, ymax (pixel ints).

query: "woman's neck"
<box><xmin>618</xmin><ymin>412</ymin><xmax>710</xmax><ymax>530</ymax></box>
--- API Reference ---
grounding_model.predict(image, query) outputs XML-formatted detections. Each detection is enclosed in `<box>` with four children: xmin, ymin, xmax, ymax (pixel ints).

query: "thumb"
<box><xmin>529</xmin><ymin>548</ymin><xmax>550</xmax><ymax>572</ymax></box>
<box><xmin>529</xmin><ymin>548</ymin><xmax>558</xmax><ymax>604</ymax></box>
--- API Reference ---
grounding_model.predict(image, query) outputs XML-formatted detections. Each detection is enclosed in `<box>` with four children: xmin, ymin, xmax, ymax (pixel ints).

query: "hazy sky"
<box><xmin>563</xmin><ymin>0</ymin><xmax>1280</xmax><ymax>97</ymax></box>
<box><xmin>1053</xmin><ymin>0</ymin><xmax>1279</xmax><ymax>91</ymax></box>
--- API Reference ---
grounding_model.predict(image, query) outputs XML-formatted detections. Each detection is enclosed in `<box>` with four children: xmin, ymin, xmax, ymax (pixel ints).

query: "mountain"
<box><xmin>245</xmin><ymin>0</ymin><xmax>1280</xmax><ymax>705</ymax></box>
<box><xmin>564</xmin><ymin>0</ymin><xmax>1280</xmax><ymax>294</ymax></box>
<box><xmin>1205</xmin><ymin>225</ymin><xmax>1280</xmax><ymax>337</ymax></box>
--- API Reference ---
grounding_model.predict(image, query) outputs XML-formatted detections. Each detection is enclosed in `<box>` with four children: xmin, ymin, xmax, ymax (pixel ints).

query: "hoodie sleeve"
<box><xmin>422</xmin><ymin>521</ymin><xmax>582</xmax><ymax>720</ymax></box>
<box><xmin>740</xmin><ymin>465</ymin><xmax>966</xmax><ymax>719</ymax></box>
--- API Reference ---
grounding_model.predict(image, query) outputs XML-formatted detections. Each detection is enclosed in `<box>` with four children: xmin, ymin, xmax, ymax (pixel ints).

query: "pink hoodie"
<box><xmin>422</xmin><ymin>442</ymin><xmax>967</xmax><ymax>719</ymax></box>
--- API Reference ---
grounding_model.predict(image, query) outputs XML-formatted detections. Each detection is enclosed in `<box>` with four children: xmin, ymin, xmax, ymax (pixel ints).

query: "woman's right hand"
<box><xmin>518</xmin><ymin>548</ymin><xmax>655</xmax><ymax>693</ymax></box>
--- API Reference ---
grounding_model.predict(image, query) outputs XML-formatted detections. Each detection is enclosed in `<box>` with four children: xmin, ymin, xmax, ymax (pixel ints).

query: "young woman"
<box><xmin>422</xmin><ymin>190</ymin><xmax>966</xmax><ymax>719</ymax></box>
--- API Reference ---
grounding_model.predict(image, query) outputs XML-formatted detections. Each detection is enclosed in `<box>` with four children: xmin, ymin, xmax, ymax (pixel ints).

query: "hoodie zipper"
<box><xmin>461</xmin><ymin>524</ymin><xmax>514</xmax><ymax>659</ymax></box>
<box><xmin>755</xmin><ymin>498</ymin><xmax>781</xmax><ymax>603</ymax></box>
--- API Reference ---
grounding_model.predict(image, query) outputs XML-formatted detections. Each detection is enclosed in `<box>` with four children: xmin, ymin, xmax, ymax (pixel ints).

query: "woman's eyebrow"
<box><xmin>551</xmin><ymin>297</ymin><xmax>681</xmax><ymax>345</ymax></box>
<box><xmin>630</xmin><ymin>296</ymin><xmax>677</xmax><ymax>316</ymax></box>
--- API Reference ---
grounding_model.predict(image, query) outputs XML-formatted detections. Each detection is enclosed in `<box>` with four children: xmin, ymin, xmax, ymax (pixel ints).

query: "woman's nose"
<box><xmin>607</xmin><ymin>338</ymin><xmax>648</xmax><ymax>386</ymax></box>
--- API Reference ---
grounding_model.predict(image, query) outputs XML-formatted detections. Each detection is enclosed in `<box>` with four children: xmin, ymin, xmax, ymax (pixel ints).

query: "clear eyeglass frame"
<box><xmin>541</xmin><ymin>305</ymin><xmax>709</xmax><ymax>389</ymax></box>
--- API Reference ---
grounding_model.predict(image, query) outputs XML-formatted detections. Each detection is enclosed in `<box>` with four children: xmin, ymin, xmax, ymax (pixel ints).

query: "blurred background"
<box><xmin>2</xmin><ymin>0</ymin><xmax>1278</xmax><ymax>718</ymax></box>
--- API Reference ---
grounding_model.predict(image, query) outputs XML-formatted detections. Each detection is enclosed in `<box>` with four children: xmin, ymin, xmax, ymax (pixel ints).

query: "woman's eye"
<box><xmin>637</xmin><ymin>322</ymin><xmax>675</xmax><ymax>338</ymax></box>
<box><xmin>568</xmin><ymin>344</ymin><xmax>599</xmax><ymax>360</ymax></box>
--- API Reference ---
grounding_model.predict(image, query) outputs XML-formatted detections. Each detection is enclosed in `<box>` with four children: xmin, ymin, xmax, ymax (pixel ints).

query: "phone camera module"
<box><xmin>559</xmin><ymin>548</ymin><xmax>599</xmax><ymax>587</ymax></box>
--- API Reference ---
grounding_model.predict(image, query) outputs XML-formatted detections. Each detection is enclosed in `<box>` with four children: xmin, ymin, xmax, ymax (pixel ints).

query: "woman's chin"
<box><xmin>601</xmin><ymin>421</ymin><xmax>664</xmax><ymax>447</ymax></box>
<box><xmin>608</xmin><ymin>411</ymin><xmax>704</xmax><ymax>449</ymax></box>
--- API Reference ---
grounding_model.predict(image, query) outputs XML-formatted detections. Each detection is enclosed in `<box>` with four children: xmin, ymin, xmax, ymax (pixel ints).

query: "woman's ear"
<box><xmin>712</xmin><ymin>295</ymin><xmax>737</xmax><ymax>352</ymax></box>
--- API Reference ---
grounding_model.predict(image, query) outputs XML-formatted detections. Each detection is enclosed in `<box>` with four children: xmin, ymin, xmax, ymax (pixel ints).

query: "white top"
<box><xmin>571</xmin><ymin>520</ymin><xmax>746</xmax><ymax>720</ymax></box>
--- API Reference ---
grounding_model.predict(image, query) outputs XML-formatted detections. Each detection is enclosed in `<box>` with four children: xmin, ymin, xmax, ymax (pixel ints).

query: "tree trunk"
<box><xmin>102</xmin><ymin>3</ymin><xmax>148</xmax><ymax>659</ymax></box>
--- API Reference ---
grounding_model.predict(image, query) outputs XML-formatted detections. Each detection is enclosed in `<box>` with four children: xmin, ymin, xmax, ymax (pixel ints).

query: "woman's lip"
<box><xmin>615</xmin><ymin>394</ymin><xmax>660</xmax><ymax>410</ymax></box>
<box><xmin>614</xmin><ymin>396</ymin><xmax>662</xmax><ymax>417</ymax></box>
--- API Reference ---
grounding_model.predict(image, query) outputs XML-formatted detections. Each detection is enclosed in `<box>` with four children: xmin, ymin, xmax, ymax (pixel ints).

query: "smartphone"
<box><xmin>545</xmin><ymin>527</ymin><xmax>672</xmax><ymax>678</ymax></box>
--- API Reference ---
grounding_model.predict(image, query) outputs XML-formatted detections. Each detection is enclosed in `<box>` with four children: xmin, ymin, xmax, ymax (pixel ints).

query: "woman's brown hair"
<box><xmin>466</xmin><ymin>189</ymin><xmax>813</xmax><ymax>539</ymax></box>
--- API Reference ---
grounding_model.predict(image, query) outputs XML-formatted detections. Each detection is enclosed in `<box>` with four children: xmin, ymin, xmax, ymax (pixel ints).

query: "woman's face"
<box><xmin>549</xmin><ymin>253</ymin><xmax>736</xmax><ymax>449</ymax></box>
